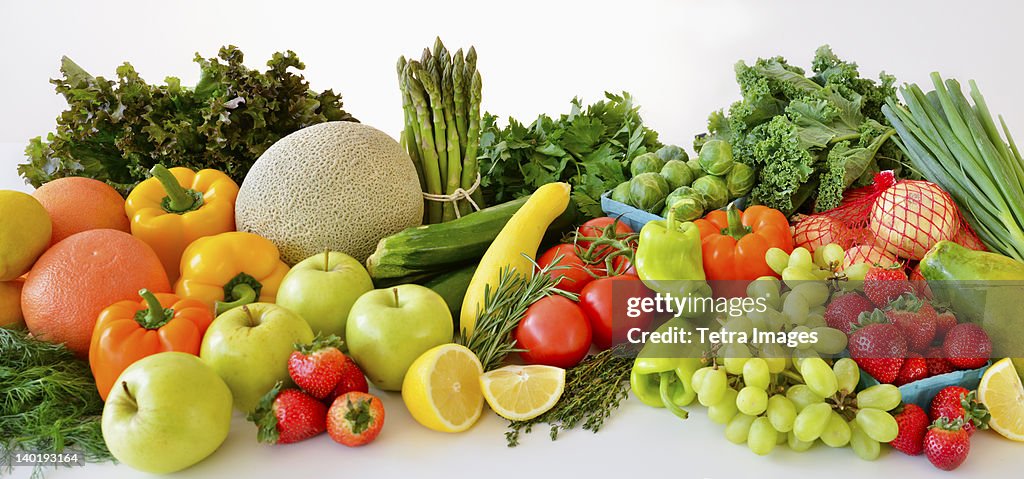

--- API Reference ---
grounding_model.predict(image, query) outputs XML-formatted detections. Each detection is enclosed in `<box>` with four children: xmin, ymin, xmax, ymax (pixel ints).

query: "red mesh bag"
<box><xmin>792</xmin><ymin>171</ymin><xmax>984</xmax><ymax>266</ymax></box>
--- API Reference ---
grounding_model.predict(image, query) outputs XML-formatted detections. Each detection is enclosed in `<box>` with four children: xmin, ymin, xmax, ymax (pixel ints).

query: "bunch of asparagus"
<box><xmin>398</xmin><ymin>38</ymin><xmax>484</xmax><ymax>224</ymax></box>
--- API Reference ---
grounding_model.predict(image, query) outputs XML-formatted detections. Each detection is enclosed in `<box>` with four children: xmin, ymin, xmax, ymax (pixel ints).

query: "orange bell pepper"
<box><xmin>694</xmin><ymin>204</ymin><xmax>794</xmax><ymax>281</ymax></box>
<box><xmin>89</xmin><ymin>289</ymin><xmax>213</xmax><ymax>400</ymax></box>
<box><xmin>125</xmin><ymin>165</ymin><xmax>239</xmax><ymax>283</ymax></box>
<box><xmin>176</xmin><ymin>231</ymin><xmax>290</xmax><ymax>316</ymax></box>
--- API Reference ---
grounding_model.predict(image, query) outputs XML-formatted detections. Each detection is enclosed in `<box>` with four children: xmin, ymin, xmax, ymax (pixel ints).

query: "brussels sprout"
<box><xmin>692</xmin><ymin>175</ymin><xmax>729</xmax><ymax>210</ymax></box>
<box><xmin>655</xmin><ymin>145</ymin><xmax>689</xmax><ymax>163</ymax></box>
<box><xmin>662</xmin><ymin>197</ymin><xmax>705</xmax><ymax>222</ymax></box>
<box><xmin>687</xmin><ymin>158</ymin><xmax>707</xmax><ymax>181</ymax></box>
<box><xmin>660</xmin><ymin>160</ymin><xmax>695</xmax><ymax>191</ymax></box>
<box><xmin>610</xmin><ymin>181</ymin><xmax>631</xmax><ymax>204</ymax></box>
<box><xmin>630</xmin><ymin>152</ymin><xmax>666</xmax><ymax>177</ymax></box>
<box><xmin>698</xmin><ymin>139</ymin><xmax>734</xmax><ymax>176</ymax></box>
<box><xmin>665</xmin><ymin>186</ymin><xmax>704</xmax><ymax>209</ymax></box>
<box><xmin>726</xmin><ymin>162</ymin><xmax>756</xmax><ymax>198</ymax></box>
<box><xmin>629</xmin><ymin>172</ymin><xmax>670</xmax><ymax>212</ymax></box>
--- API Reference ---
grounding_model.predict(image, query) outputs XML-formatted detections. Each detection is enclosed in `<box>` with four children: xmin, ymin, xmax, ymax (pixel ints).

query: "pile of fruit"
<box><xmin>3</xmin><ymin>40</ymin><xmax>1024</xmax><ymax>479</ymax></box>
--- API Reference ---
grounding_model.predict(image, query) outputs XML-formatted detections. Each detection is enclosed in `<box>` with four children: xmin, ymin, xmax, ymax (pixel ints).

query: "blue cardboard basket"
<box><xmin>858</xmin><ymin>362</ymin><xmax>990</xmax><ymax>410</ymax></box>
<box><xmin>600</xmin><ymin>191</ymin><xmax>748</xmax><ymax>231</ymax></box>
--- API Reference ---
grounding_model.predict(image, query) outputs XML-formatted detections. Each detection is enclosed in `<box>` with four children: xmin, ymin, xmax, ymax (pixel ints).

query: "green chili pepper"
<box><xmin>629</xmin><ymin>318</ymin><xmax>703</xmax><ymax>420</ymax></box>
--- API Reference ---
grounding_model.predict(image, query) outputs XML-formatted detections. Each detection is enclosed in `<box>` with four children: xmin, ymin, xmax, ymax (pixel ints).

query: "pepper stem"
<box><xmin>720</xmin><ymin>203</ymin><xmax>751</xmax><ymax>241</ymax></box>
<box><xmin>134</xmin><ymin>288</ymin><xmax>175</xmax><ymax>329</ymax></box>
<box><xmin>659</xmin><ymin>371</ymin><xmax>689</xmax><ymax>420</ymax></box>
<box><xmin>151</xmin><ymin>164</ymin><xmax>203</xmax><ymax>213</ymax></box>
<box><xmin>215</xmin><ymin>283</ymin><xmax>258</xmax><ymax>316</ymax></box>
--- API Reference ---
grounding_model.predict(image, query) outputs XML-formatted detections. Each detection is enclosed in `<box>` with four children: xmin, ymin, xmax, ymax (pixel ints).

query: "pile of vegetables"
<box><xmin>883</xmin><ymin>74</ymin><xmax>1024</xmax><ymax>261</ymax></box>
<box><xmin>698</xmin><ymin>46</ymin><xmax>904</xmax><ymax>215</ymax></box>
<box><xmin>478</xmin><ymin>92</ymin><xmax>661</xmax><ymax>219</ymax></box>
<box><xmin>397</xmin><ymin>38</ymin><xmax>484</xmax><ymax>223</ymax></box>
<box><xmin>19</xmin><ymin>47</ymin><xmax>357</xmax><ymax>195</ymax></box>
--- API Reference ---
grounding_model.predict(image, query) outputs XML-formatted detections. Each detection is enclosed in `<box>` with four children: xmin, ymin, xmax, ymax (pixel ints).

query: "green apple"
<box><xmin>102</xmin><ymin>352</ymin><xmax>232</xmax><ymax>474</ymax></box>
<box><xmin>276</xmin><ymin>251</ymin><xmax>373</xmax><ymax>339</ymax></box>
<box><xmin>346</xmin><ymin>284</ymin><xmax>453</xmax><ymax>391</ymax></box>
<box><xmin>200</xmin><ymin>303</ymin><xmax>314</xmax><ymax>412</ymax></box>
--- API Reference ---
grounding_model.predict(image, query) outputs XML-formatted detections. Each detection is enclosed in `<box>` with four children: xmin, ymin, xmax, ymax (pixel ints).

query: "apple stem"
<box><xmin>392</xmin><ymin>288</ymin><xmax>400</xmax><ymax>308</ymax></box>
<box><xmin>323</xmin><ymin>250</ymin><xmax>330</xmax><ymax>272</ymax></box>
<box><xmin>241</xmin><ymin>305</ymin><xmax>257</xmax><ymax>327</ymax></box>
<box><xmin>121</xmin><ymin>381</ymin><xmax>136</xmax><ymax>407</ymax></box>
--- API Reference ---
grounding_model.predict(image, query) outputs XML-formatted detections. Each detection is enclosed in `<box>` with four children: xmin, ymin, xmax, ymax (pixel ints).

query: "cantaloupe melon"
<box><xmin>235</xmin><ymin>122</ymin><xmax>423</xmax><ymax>264</ymax></box>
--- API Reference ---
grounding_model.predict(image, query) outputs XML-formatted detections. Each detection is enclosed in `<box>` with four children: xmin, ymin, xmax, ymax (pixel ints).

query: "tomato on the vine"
<box><xmin>536</xmin><ymin>244</ymin><xmax>596</xmax><ymax>294</ymax></box>
<box><xmin>577</xmin><ymin>217</ymin><xmax>633</xmax><ymax>251</ymax></box>
<box><xmin>514</xmin><ymin>296</ymin><xmax>592</xmax><ymax>368</ymax></box>
<box><xmin>579</xmin><ymin>274</ymin><xmax>654</xmax><ymax>350</ymax></box>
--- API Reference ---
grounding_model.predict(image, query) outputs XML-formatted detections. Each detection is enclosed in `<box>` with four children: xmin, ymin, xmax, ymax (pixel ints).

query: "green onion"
<box><xmin>882</xmin><ymin>73</ymin><xmax>1024</xmax><ymax>261</ymax></box>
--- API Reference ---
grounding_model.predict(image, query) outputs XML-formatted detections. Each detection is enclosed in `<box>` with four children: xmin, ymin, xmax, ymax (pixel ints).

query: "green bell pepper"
<box><xmin>635</xmin><ymin>211</ymin><xmax>708</xmax><ymax>314</ymax></box>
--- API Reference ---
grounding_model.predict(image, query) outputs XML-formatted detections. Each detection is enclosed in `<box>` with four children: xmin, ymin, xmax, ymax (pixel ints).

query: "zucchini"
<box><xmin>423</xmin><ymin>264</ymin><xmax>477</xmax><ymax>329</ymax></box>
<box><xmin>366</xmin><ymin>194</ymin><xmax>578</xmax><ymax>280</ymax></box>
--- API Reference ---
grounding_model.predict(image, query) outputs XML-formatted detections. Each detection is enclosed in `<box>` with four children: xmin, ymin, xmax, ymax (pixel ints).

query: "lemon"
<box><xmin>977</xmin><ymin>358</ymin><xmax>1024</xmax><ymax>442</ymax></box>
<box><xmin>0</xmin><ymin>191</ymin><xmax>51</xmax><ymax>281</ymax></box>
<box><xmin>480</xmin><ymin>365</ymin><xmax>565</xmax><ymax>421</ymax></box>
<box><xmin>402</xmin><ymin>344</ymin><xmax>483</xmax><ymax>433</ymax></box>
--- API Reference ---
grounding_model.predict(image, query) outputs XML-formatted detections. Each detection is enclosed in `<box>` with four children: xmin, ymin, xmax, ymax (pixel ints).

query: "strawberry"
<box><xmin>847</xmin><ymin>311</ymin><xmax>907</xmax><ymax>384</ymax></box>
<box><xmin>929</xmin><ymin>386</ymin><xmax>990</xmax><ymax>436</ymax></box>
<box><xmin>924</xmin><ymin>418</ymin><xmax>971</xmax><ymax>471</ymax></box>
<box><xmin>895</xmin><ymin>353</ymin><xmax>928</xmax><ymax>386</ymax></box>
<box><xmin>924</xmin><ymin>346</ymin><xmax>955</xmax><ymax>376</ymax></box>
<box><xmin>942</xmin><ymin>323</ymin><xmax>991</xmax><ymax>370</ymax></box>
<box><xmin>824</xmin><ymin>292</ymin><xmax>875</xmax><ymax>334</ymax></box>
<box><xmin>933</xmin><ymin>308</ymin><xmax>957</xmax><ymax>339</ymax></box>
<box><xmin>329</xmin><ymin>354</ymin><xmax>369</xmax><ymax>401</ymax></box>
<box><xmin>885</xmin><ymin>294</ymin><xmax>936</xmax><ymax>352</ymax></box>
<box><xmin>863</xmin><ymin>264</ymin><xmax>913</xmax><ymax>307</ymax></box>
<box><xmin>327</xmin><ymin>391</ymin><xmax>385</xmax><ymax>447</ymax></box>
<box><xmin>288</xmin><ymin>334</ymin><xmax>348</xmax><ymax>400</ymax></box>
<box><xmin>248</xmin><ymin>382</ymin><xmax>328</xmax><ymax>444</ymax></box>
<box><xmin>891</xmin><ymin>403</ymin><xmax>929</xmax><ymax>455</ymax></box>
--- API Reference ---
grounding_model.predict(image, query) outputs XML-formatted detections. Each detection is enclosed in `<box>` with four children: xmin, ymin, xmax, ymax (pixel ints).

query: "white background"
<box><xmin>2</xmin><ymin>1</ymin><xmax>1023</xmax><ymax>478</ymax></box>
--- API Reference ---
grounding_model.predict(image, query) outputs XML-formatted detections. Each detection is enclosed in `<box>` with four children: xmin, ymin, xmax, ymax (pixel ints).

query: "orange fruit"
<box><xmin>0</xmin><ymin>278</ymin><xmax>25</xmax><ymax>328</ymax></box>
<box><xmin>22</xmin><ymin>229</ymin><xmax>170</xmax><ymax>357</ymax></box>
<box><xmin>33</xmin><ymin>177</ymin><xmax>130</xmax><ymax>246</ymax></box>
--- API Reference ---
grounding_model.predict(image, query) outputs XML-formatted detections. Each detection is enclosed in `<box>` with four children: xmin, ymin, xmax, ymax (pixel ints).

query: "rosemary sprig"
<box><xmin>455</xmin><ymin>254</ymin><xmax>573</xmax><ymax>372</ymax></box>
<box><xmin>505</xmin><ymin>346</ymin><xmax>633</xmax><ymax>447</ymax></box>
<box><xmin>1</xmin><ymin>328</ymin><xmax>112</xmax><ymax>477</ymax></box>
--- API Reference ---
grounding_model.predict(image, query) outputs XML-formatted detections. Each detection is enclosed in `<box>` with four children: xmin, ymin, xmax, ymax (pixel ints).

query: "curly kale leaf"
<box><xmin>19</xmin><ymin>46</ymin><xmax>357</xmax><ymax>194</ymax></box>
<box><xmin>810</xmin><ymin>45</ymin><xmax>896</xmax><ymax>122</ymax></box>
<box><xmin>748</xmin><ymin>117</ymin><xmax>819</xmax><ymax>212</ymax></box>
<box><xmin>815</xmin><ymin>121</ymin><xmax>896</xmax><ymax>211</ymax></box>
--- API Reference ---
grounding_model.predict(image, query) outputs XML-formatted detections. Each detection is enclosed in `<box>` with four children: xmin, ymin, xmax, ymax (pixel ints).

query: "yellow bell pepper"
<box><xmin>126</xmin><ymin>165</ymin><xmax>239</xmax><ymax>283</ymax></box>
<box><xmin>175</xmin><ymin>232</ymin><xmax>290</xmax><ymax>316</ymax></box>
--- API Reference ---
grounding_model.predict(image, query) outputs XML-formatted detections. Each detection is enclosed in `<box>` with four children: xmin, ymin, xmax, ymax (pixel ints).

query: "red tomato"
<box><xmin>536</xmin><ymin>244</ymin><xmax>595</xmax><ymax>294</ymax></box>
<box><xmin>579</xmin><ymin>274</ymin><xmax>655</xmax><ymax>350</ymax></box>
<box><xmin>515</xmin><ymin>296</ymin><xmax>592</xmax><ymax>368</ymax></box>
<box><xmin>577</xmin><ymin>217</ymin><xmax>633</xmax><ymax>252</ymax></box>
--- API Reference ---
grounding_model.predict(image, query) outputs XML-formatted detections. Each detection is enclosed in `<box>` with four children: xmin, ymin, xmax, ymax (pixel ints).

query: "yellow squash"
<box><xmin>459</xmin><ymin>182</ymin><xmax>570</xmax><ymax>335</ymax></box>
